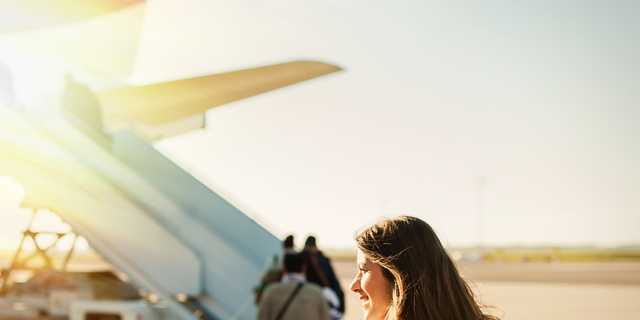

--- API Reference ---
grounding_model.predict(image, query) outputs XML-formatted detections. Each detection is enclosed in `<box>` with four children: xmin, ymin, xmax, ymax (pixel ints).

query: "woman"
<box><xmin>350</xmin><ymin>216</ymin><xmax>499</xmax><ymax>320</ymax></box>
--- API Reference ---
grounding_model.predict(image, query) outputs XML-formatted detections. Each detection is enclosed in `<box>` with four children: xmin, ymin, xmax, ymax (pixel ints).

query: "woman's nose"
<box><xmin>350</xmin><ymin>274</ymin><xmax>361</xmax><ymax>293</ymax></box>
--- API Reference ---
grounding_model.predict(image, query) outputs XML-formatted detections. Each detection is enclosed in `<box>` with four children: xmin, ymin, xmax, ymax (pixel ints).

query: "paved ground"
<box><xmin>474</xmin><ymin>281</ymin><xmax>640</xmax><ymax>320</ymax></box>
<box><xmin>2</xmin><ymin>259</ymin><xmax>639</xmax><ymax>320</ymax></box>
<box><xmin>458</xmin><ymin>261</ymin><xmax>640</xmax><ymax>285</ymax></box>
<box><xmin>332</xmin><ymin>259</ymin><xmax>640</xmax><ymax>320</ymax></box>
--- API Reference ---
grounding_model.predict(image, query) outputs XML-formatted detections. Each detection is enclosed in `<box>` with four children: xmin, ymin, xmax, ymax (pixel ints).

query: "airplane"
<box><xmin>0</xmin><ymin>1</ymin><xmax>342</xmax><ymax>320</ymax></box>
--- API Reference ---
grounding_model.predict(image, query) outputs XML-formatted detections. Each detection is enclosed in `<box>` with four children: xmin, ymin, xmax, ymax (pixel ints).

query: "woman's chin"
<box><xmin>363</xmin><ymin>308</ymin><xmax>387</xmax><ymax>320</ymax></box>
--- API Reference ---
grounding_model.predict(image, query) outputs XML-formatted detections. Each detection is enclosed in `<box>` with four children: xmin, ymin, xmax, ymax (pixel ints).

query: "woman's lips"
<box><xmin>359</xmin><ymin>295</ymin><xmax>369</xmax><ymax>305</ymax></box>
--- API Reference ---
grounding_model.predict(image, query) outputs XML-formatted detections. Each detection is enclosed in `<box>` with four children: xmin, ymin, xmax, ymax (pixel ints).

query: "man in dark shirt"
<box><xmin>303</xmin><ymin>236</ymin><xmax>345</xmax><ymax>317</ymax></box>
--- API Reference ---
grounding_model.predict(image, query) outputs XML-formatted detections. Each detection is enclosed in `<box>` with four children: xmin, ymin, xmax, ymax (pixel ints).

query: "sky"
<box><xmin>1</xmin><ymin>0</ymin><xmax>639</xmax><ymax>250</ymax></box>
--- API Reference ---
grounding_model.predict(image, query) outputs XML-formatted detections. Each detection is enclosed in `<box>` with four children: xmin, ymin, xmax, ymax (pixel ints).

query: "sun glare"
<box><xmin>0</xmin><ymin>176</ymin><xmax>85</xmax><ymax>252</ymax></box>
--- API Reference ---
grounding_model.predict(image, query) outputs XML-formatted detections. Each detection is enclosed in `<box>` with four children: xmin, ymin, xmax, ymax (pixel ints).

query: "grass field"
<box><xmin>326</xmin><ymin>246</ymin><xmax>640</xmax><ymax>263</ymax></box>
<box><xmin>480</xmin><ymin>248</ymin><xmax>640</xmax><ymax>263</ymax></box>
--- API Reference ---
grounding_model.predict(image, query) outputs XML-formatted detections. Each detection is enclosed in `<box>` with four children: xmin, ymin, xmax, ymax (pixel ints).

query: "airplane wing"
<box><xmin>96</xmin><ymin>60</ymin><xmax>342</xmax><ymax>141</ymax></box>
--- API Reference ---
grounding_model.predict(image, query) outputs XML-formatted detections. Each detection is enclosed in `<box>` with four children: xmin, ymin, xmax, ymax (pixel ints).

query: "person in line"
<box><xmin>280</xmin><ymin>235</ymin><xmax>297</xmax><ymax>263</ymax></box>
<box><xmin>301</xmin><ymin>236</ymin><xmax>330</xmax><ymax>288</ymax></box>
<box><xmin>303</xmin><ymin>236</ymin><xmax>345</xmax><ymax>319</ymax></box>
<box><xmin>255</xmin><ymin>235</ymin><xmax>296</xmax><ymax>304</ymax></box>
<box><xmin>257</xmin><ymin>253</ymin><xmax>331</xmax><ymax>320</ymax></box>
<box><xmin>350</xmin><ymin>216</ymin><xmax>500</xmax><ymax>320</ymax></box>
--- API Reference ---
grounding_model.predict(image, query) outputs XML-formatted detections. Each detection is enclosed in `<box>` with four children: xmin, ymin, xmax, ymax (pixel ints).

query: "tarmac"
<box><xmin>333</xmin><ymin>260</ymin><xmax>640</xmax><ymax>320</ymax></box>
<box><xmin>2</xmin><ymin>259</ymin><xmax>639</xmax><ymax>320</ymax></box>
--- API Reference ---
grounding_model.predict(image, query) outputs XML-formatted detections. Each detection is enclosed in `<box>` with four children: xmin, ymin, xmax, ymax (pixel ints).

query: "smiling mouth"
<box><xmin>359</xmin><ymin>296</ymin><xmax>369</xmax><ymax>305</ymax></box>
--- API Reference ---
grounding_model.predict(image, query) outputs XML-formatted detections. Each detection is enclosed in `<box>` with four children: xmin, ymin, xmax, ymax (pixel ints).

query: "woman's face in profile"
<box><xmin>350</xmin><ymin>249</ymin><xmax>393</xmax><ymax>320</ymax></box>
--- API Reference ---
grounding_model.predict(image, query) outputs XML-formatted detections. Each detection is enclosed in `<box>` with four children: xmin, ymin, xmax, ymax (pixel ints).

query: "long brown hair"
<box><xmin>355</xmin><ymin>216</ymin><xmax>499</xmax><ymax>320</ymax></box>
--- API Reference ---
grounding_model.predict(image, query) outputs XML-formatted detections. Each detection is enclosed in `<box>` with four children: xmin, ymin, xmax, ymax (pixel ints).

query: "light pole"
<box><xmin>475</xmin><ymin>177</ymin><xmax>487</xmax><ymax>261</ymax></box>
